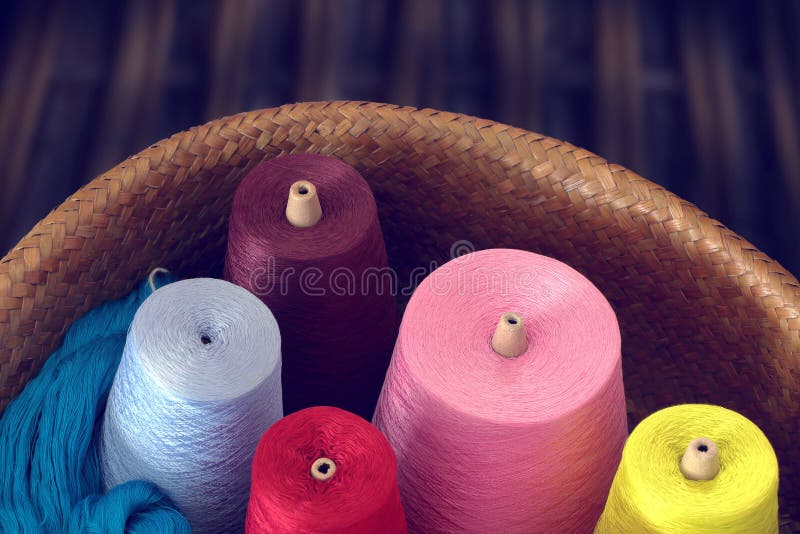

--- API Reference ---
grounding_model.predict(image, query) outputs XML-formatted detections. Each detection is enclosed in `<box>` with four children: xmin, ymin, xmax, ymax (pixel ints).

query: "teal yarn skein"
<box><xmin>0</xmin><ymin>270</ymin><xmax>189</xmax><ymax>533</ymax></box>
<box><xmin>67</xmin><ymin>480</ymin><xmax>190</xmax><ymax>532</ymax></box>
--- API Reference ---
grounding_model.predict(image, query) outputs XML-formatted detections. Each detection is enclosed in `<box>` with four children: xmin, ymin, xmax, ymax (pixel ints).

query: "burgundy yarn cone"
<box><xmin>224</xmin><ymin>154</ymin><xmax>397</xmax><ymax>419</ymax></box>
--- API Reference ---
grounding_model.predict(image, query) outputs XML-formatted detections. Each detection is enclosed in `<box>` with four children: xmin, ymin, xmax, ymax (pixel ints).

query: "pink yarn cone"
<box><xmin>373</xmin><ymin>249</ymin><xmax>627</xmax><ymax>533</ymax></box>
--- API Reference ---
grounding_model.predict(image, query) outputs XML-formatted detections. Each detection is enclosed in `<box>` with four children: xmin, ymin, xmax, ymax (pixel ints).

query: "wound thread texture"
<box><xmin>100</xmin><ymin>278</ymin><xmax>283</xmax><ymax>533</ymax></box>
<box><xmin>595</xmin><ymin>404</ymin><xmax>779</xmax><ymax>533</ymax></box>
<box><xmin>225</xmin><ymin>153</ymin><xmax>397</xmax><ymax>419</ymax></box>
<box><xmin>0</xmin><ymin>272</ymin><xmax>189</xmax><ymax>533</ymax></box>
<box><xmin>373</xmin><ymin>248</ymin><xmax>627</xmax><ymax>533</ymax></box>
<box><xmin>246</xmin><ymin>406</ymin><xmax>407</xmax><ymax>533</ymax></box>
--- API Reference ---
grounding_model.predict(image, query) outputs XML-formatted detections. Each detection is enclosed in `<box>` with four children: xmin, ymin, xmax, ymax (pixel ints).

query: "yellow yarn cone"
<box><xmin>595</xmin><ymin>404</ymin><xmax>779</xmax><ymax>533</ymax></box>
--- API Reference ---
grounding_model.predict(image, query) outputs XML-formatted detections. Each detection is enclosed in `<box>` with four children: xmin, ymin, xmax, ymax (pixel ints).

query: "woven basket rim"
<box><xmin>3</xmin><ymin>98</ymin><xmax>800</xmax><ymax>397</ymax></box>
<box><xmin>5</xmin><ymin>101</ymin><xmax>800</xmax><ymax>298</ymax></box>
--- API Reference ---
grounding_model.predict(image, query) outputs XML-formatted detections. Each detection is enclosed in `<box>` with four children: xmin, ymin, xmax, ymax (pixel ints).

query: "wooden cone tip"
<box><xmin>491</xmin><ymin>312</ymin><xmax>528</xmax><ymax>358</ymax></box>
<box><xmin>680</xmin><ymin>437</ymin><xmax>720</xmax><ymax>481</ymax></box>
<box><xmin>286</xmin><ymin>180</ymin><xmax>322</xmax><ymax>228</ymax></box>
<box><xmin>310</xmin><ymin>457</ymin><xmax>336</xmax><ymax>481</ymax></box>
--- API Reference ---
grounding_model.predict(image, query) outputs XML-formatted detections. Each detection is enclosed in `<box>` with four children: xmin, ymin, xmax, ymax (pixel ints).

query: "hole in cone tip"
<box><xmin>311</xmin><ymin>458</ymin><xmax>336</xmax><ymax>481</ymax></box>
<box><xmin>298</xmin><ymin>185</ymin><xmax>309</xmax><ymax>195</ymax></box>
<box><xmin>698</xmin><ymin>444</ymin><xmax>708</xmax><ymax>453</ymax></box>
<box><xmin>200</xmin><ymin>335</ymin><xmax>212</xmax><ymax>345</ymax></box>
<box><xmin>507</xmin><ymin>318</ymin><xmax>518</xmax><ymax>325</ymax></box>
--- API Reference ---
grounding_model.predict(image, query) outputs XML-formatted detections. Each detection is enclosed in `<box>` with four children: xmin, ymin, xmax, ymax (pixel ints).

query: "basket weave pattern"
<box><xmin>0</xmin><ymin>101</ymin><xmax>798</xmax><ymax>520</ymax></box>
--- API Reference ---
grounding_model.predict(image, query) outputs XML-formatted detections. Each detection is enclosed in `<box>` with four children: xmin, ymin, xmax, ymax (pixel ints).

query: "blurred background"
<box><xmin>0</xmin><ymin>0</ymin><xmax>798</xmax><ymax>274</ymax></box>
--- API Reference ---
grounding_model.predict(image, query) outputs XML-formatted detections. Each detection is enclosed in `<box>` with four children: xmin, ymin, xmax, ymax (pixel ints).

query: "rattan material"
<box><xmin>0</xmin><ymin>101</ymin><xmax>798</xmax><ymax>523</ymax></box>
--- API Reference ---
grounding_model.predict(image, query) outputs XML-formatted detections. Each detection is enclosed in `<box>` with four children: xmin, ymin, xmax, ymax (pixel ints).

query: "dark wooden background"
<box><xmin>1</xmin><ymin>0</ymin><xmax>798</xmax><ymax>275</ymax></box>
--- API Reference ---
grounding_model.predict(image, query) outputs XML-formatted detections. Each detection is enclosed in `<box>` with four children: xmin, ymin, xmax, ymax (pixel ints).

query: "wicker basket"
<box><xmin>1</xmin><ymin>101</ymin><xmax>798</xmax><ymax>526</ymax></box>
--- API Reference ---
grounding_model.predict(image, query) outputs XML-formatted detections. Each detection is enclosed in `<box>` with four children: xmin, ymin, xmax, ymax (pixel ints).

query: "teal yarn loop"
<box><xmin>0</xmin><ymin>270</ymin><xmax>189</xmax><ymax>533</ymax></box>
<box><xmin>68</xmin><ymin>480</ymin><xmax>189</xmax><ymax>533</ymax></box>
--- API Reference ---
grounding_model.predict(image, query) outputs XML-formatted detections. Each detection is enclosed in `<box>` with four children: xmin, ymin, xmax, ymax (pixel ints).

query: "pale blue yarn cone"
<box><xmin>0</xmin><ymin>270</ymin><xmax>189</xmax><ymax>533</ymax></box>
<box><xmin>100</xmin><ymin>278</ymin><xmax>283</xmax><ymax>533</ymax></box>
